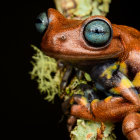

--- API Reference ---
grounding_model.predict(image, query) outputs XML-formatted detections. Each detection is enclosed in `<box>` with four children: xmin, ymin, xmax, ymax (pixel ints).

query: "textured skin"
<box><xmin>122</xmin><ymin>113</ymin><xmax>140</xmax><ymax>140</ymax></box>
<box><xmin>41</xmin><ymin>8</ymin><xmax>140</xmax><ymax>139</ymax></box>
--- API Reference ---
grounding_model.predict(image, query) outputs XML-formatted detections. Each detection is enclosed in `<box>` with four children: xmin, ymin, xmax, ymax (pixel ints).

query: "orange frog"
<box><xmin>35</xmin><ymin>9</ymin><xmax>140</xmax><ymax>140</ymax></box>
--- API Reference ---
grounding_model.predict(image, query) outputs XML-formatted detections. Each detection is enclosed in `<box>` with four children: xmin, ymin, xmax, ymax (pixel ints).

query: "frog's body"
<box><xmin>38</xmin><ymin>8</ymin><xmax>140</xmax><ymax>140</ymax></box>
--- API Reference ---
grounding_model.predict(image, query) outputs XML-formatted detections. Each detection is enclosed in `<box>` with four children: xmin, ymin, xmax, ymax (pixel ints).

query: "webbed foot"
<box><xmin>62</xmin><ymin>94</ymin><xmax>95</xmax><ymax>120</ymax></box>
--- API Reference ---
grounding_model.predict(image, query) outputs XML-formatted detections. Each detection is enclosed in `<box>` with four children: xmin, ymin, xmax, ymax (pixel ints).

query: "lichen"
<box><xmin>54</xmin><ymin>0</ymin><xmax>112</xmax><ymax>19</ymax></box>
<box><xmin>70</xmin><ymin>119</ymin><xmax>116</xmax><ymax>140</ymax></box>
<box><xmin>30</xmin><ymin>45</ymin><xmax>62</xmax><ymax>102</ymax></box>
<box><xmin>64</xmin><ymin>77</ymin><xmax>87</xmax><ymax>97</ymax></box>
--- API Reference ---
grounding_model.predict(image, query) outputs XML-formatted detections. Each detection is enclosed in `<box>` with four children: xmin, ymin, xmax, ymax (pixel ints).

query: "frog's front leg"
<box><xmin>90</xmin><ymin>96</ymin><xmax>140</xmax><ymax>122</ymax></box>
<box><xmin>63</xmin><ymin>93</ymin><xmax>139</xmax><ymax>124</ymax></box>
<box><xmin>69</xmin><ymin>95</ymin><xmax>140</xmax><ymax>122</ymax></box>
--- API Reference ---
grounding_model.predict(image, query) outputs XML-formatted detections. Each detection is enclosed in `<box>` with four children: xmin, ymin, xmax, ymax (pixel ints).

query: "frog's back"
<box><xmin>116</xmin><ymin>25</ymin><xmax>140</xmax><ymax>40</ymax></box>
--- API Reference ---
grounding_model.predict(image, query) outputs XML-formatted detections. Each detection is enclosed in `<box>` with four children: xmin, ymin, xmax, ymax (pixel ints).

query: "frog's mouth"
<box><xmin>43</xmin><ymin>51</ymin><xmax>120</xmax><ymax>72</ymax></box>
<box><xmin>43</xmin><ymin>50</ymin><xmax>121</xmax><ymax>63</ymax></box>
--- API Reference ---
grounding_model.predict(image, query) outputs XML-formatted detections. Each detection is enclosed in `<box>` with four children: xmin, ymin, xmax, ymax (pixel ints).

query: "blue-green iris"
<box><xmin>84</xmin><ymin>19</ymin><xmax>112</xmax><ymax>47</ymax></box>
<box><xmin>35</xmin><ymin>12</ymin><xmax>48</xmax><ymax>33</ymax></box>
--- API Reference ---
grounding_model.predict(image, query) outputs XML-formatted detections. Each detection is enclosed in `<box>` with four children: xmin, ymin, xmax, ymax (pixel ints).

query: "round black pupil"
<box><xmin>35</xmin><ymin>18</ymin><xmax>42</xmax><ymax>24</ymax></box>
<box><xmin>95</xmin><ymin>29</ymin><xmax>100</xmax><ymax>33</ymax></box>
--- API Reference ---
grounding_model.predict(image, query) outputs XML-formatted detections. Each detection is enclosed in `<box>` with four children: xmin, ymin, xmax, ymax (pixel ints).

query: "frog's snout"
<box><xmin>41</xmin><ymin>8</ymin><xmax>83</xmax><ymax>56</ymax></box>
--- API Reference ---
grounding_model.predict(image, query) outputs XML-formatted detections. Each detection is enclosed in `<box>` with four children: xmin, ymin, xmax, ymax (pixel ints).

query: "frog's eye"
<box><xmin>35</xmin><ymin>12</ymin><xmax>49</xmax><ymax>33</ymax></box>
<box><xmin>83</xmin><ymin>19</ymin><xmax>112</xmax><ymax>48</ymax></box>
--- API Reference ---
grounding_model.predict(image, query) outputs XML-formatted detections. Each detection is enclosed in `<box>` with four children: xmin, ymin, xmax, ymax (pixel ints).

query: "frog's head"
<box><xmin>35</xmin><ymin>8</ymin><xmax>124</xmax><ymax>65</ymax></box>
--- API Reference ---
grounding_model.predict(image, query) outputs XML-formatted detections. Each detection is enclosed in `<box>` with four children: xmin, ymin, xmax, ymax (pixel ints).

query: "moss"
<box><xmin>84</xmin><ymin>73</ymin><xmax>92</xmax><ymax>82</ymax></box>
<box><xmin>30</xmin><ymin>45</ymin><xmax>62</xmax><ymax>102</ymax></box>
<box><xmin>54</xmin><ymin>0</ymin><xmax>112</xmax><ymax>19</ymax></box>
<box><xmin>70</xmin><ymin>119</ymin><xmax>116</xmax><ymax>140</ymax></box>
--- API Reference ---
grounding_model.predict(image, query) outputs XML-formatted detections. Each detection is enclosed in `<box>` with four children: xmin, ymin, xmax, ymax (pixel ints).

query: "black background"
<box><xmin>2</xmin><ymin>0</ymin><xmax>140</xmax><ymax>139</ymax></box>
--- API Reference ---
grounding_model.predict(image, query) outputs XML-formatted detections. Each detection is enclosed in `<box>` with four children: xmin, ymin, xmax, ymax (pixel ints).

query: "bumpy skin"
<box><xmin>41</xmin><ymin>8</ymin><xmax>140</xmax><ymax>139</ymax></box>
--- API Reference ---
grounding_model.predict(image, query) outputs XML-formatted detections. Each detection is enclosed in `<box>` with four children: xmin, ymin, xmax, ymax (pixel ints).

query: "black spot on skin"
<box><xmin>90</xmin><ymin>60</ymin><xmax>117</xmax><ymax>81</ymax></box>
<box><xmin>99</xmin><ymin>71</ymin><xmax>122</xmax><ymax>90</ymax></box>
<box><xmin>135</xmin><ymin>87</ymin><xmax>140</xmax><ymax>93</ymax></box>
<box><xmin>126</xmin><ymin>62</ymin><xmax>137</xmax><ymax>81</ymax></box>
<box><xmin>77</xmin><ymin>84</ymin><xmax>100</xmax><ymax>102</ymax></box>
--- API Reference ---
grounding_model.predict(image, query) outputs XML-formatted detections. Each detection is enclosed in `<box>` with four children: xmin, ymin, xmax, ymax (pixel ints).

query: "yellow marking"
<box><xmin>119</xmin><ymin>62</ymin><xmax>127</xmax><ymax>75</ymax></box>
<box><xmin>104</xmin><ymin>96</ymin><xmax>113</xmax><ymax>103</ymax></box>
<box><xmin>70</xmin><ymin>98</ymin><xmax>74</xmax><ymax>105</ymax></box>
<box><xmin>132</xmin><ymin>72</ymin><xmax>140</xmax><ymax>87</ymax></box>
<box><xmin>91</xmin><ymin>99</ymin><xmax>99</xmax><ymax>106</ymax></box>
<box><xmin>109</xmin><ymin>87</ymin><xmax>120</xmax><ymax>94</ymax></box>
<box><xmin>110</xmin><ymin>76</ymin><xmax>134</xmax><ymax>95</ymax></box>
<box><xmin>80</xmin><ymin>97</ymin><xmax>88</xmax><ymax>106</ymax></box>
<box><xmin>119</xmin><ymin>76</ymin><xmax>134</xmax><ymax>89</ymax></box>
<box><xmin>100</xmin><ymin>62</ymin><xmax>119</xmax><ymax>79</ymax></box>
<box><xmin>86</xmin><ymin>133</ymin><xmax>93</xmax><ymax>139</ymax></box>
<box><xmin>97</xmin><ymin>128</ymin><xmax>101</xmax><ymax>137</ymax></box>
<box><xmin>70</xmin><ymin>96</ymin><xmax>88</xmax><ymax>105</ymax></box>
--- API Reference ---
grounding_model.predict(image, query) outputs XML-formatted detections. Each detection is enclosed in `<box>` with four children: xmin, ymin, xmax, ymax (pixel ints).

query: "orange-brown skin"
<box><xmin>41</xmin><ymin>8</ymin><xmax>140</xmax><ymax>139</ymax></box>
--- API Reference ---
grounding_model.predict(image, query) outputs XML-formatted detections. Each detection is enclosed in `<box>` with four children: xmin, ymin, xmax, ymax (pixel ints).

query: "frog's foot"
<box><xmin>62</xmin><ymin>94</ymin><xmax>94</xmax><ymax>131</ymax></box>
<box><xmin>62</xmin><ymin>94</ymin><xmax>95</xmax><ymax>120</ymax></box>
<box><xmin>122</xmin><ymin>112</ymin><xmax>140</xmax><ymax>140</ymax></box>
<box><xmin>67</xmin><ymin>115</ymin><xmax>77</xmax><ymax>132</ymax></box>
<box><xmin>91</xmin><ymin>96</ymin><xmax>140</xmax><ymax>122</ymax></box>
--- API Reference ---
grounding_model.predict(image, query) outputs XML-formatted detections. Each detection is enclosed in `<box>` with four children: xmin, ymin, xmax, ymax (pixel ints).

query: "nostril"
<box><xmin>61</xmin><ymin>35</ymin><xmax>67</xmax><ymax>41</ymax></box>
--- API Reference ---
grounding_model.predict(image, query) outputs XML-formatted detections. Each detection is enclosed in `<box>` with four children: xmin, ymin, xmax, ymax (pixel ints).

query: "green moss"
<box><xmin>54</xmin><ymin>0</ymin><xmax>112</xmax><ymax>19</ymax></box>
<box><xmin>84</xmin><ymin>73</ymin><xmax>92</xmax><ymax>82</ymax></box>
<box><xmin>91</xmin><ymin>0</ymin><xmax>112</xmax><ymax>16</ymax></box>
<box><xmin>70</xmin><ymin>119</ymin><xmax>116</xmax><ymax>140</ymax></box>
<box><xmin>73</xmin><ymin>0</ymin><xmax>93</xmax><ymax>17</ymax></box>
<box><xmin>30</xmin><ymin>45</ymin><xmax>62</xmax><ymax>102</ymax></box>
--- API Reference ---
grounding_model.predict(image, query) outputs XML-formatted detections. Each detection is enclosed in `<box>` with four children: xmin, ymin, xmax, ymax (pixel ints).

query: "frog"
<box><xmin>35</xmin><ymin>8</ymin><xmax>140</xmax><ymax>140</ymax></box>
